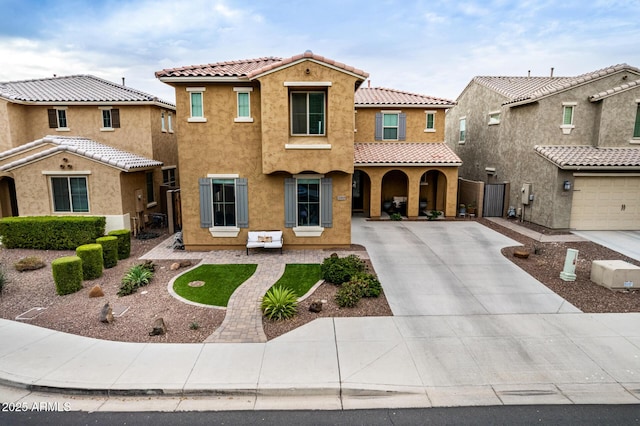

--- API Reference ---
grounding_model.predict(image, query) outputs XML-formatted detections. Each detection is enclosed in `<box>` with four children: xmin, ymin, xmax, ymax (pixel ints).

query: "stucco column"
<box><xmin>445</xmin><ymin>169</ymin><xmax>459</xmax><ymax>217</ymax></box>
<box><xmin>407</xmin><ymin>172</ymin><xmax>421</xmax><ymax>219</ymax></box>
<box><xmin>369</xmin><ymin>173</ymin><xmax>382</xmax><ymax>218</ymax></box>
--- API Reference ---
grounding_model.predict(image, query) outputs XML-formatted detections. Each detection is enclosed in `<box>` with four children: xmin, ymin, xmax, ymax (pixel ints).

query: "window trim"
<box><xmin>162</xmin><ymin>166</ymin><xmax>177</xmax><ymax>186</ymax></box>
<box><xmin>167</xmin><ymin>112</ymin><xmax>173</xmax><ymax>133</ymax></box>
<box><xmin>424</xmin><ymin>110</ymin><xmax>436</xmax><ymax>132</ymax></box>
<box><xmin>234</xmin><ymin>87</ymin><xmax>254</xmax><ymax>123</ymax></box>
<box><xmin>55</xmin><ymin>107</ymin><xmax>69</xmax><ymax>131</ymax></box>
<box><xmin>631</xmin><ymin>100</ymin><xmax>640</xmax><ymax>143</ymax></box>
<box><xmin>204</xmin><ymin>173</ymin><xmax>241</xmax><ymax>237</ymax></box>
<box><xmin>187</xmin><ymin>87</ymin><xmax>207</xmax><ymax>122</ymax></box>
<box><xmin>561</xmin><ymin>102</ymin><xmax>576</xmax><ymax>134</ymax></box>
<box><xmin>161</xmin><ymin>111</ymin><xmax>166</xmax><ymax>132</ymax></box>
<box><xmin>290</xmin><ymin>91</ymin><xmax>326</xmax><ymax>136</ymax></box>
<box><xmin>99</xmin><ymin>107</ymin><xmax>114</xmax><ymax>132</ymax></box>
<box><xmin>488</xmin><ymin>110</ymin><xmax>501</xmax><ymax>125</ymax></box>
<box><xmin>382</xmin><ymin>111</ymin><xmax>400</xmax><ymax>140</ymax></box>
<box><xmin>458</xmin><ymin>116</ymin><xmax>466</xmax><ymax>143</ymax></box>
<box><xmin>50</xmin><ymin>175</ymin><xmax>90</xmax><ymax>213</ymax></box>
<box><xmin>292</xmin><ymin>173</ymin><xmax>325</xmax><ymax>237</ymax></box>
<box><xmin>146</xmin><ymin>171</ymin><xmax>156</xmax><ymax>208</ymax></box>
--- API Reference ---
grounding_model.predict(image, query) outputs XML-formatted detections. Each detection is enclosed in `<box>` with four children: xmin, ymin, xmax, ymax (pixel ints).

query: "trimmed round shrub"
<box><xmin>261</xmin><ymin>285</ymin><xmax>298</xmax><ymax>321</ymax></box>
<box><xmin>334</xmin><ymin>281</ymin><xmax>362</xmax><ymax>308</ymax></box>
<box><xmin>321</xmin><ymin>254</ymin><xmax>365</xmax><ymax>285</ymax></box>
<box><xmin>96</xmin><ymin>236</ymin><xmax>118</xmax><ymax>269</ymax></box>
<box><xmin>108</xmin><ymin>229</ymin><xmax>131</xmax><ymax>260</ymax></box>
<box><xmin>76</xmin><ymin>243</ymin><xmax>103</xmax><ymax>280</ymax></box>
<box><xmin>52</xmin><ymin>256</ymin><xmax>83</xmax><ymax>295</ymax></box>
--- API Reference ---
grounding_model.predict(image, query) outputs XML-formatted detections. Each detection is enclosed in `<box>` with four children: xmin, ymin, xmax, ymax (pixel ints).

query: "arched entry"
<box><xmin>352</xmin><ymin>170</ymin><xmax>371</xmax><ymax>216</ymax></box>
<box><xmin>381</xmin><ymin>170</ymin><xmax>408</xmax><ymax>215</ymax></box>
<box><xmin>419</xmin><ymin>170</ymin><xmax>447</xmax><ymax>213</ymax></box>
<box><xmin>0</xmin><ymin>175</ymin><xmax>19</xmax><ymax>218</ymax></box>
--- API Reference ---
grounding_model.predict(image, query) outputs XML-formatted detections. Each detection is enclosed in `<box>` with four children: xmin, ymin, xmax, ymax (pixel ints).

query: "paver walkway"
<box><xmin>141</xmin><ymin>237</ymin><xmax>367</xmax><ymax>343</ymax></box>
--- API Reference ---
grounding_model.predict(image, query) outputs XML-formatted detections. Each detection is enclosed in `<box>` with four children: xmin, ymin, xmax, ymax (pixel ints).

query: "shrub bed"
<box><xmin>0</xmin><ymin>216</ymin><xmax>105</xmax><ymax>250</ymax></box>
<box><xmin>76</xmin><ymin>243</ymin><xmax>103</xmax><ymax>280</ymax></box>
<box><xmin>52</xmin><ymin>256</ymin><xmax>83</xmax><ymax>295</ymax></box>
<box><xmin>96</xmin><ymin>236</ymin><xmax>118</xmax><ymax>269</ymax></box>
<box><xmin>320</xmin><ymin>254</ymin><xmax>365</xmax><ymax>285</ymax></box>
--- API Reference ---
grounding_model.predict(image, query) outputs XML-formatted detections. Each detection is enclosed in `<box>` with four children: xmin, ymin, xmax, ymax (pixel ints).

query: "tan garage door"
<box><xmin>570</xmin><ymin>176</ymin><xmax>640</xmax><ymax>230</ymax></box>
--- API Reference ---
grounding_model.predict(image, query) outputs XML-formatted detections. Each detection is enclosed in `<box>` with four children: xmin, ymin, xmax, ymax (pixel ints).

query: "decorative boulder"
<box><xmin>100</xmin><ymin>302</ymin><xmax>114</xmax><ymax>323</ymax></box>
<box><xmin>170</xmin><ymin>262</ymin><xmax>180</xmax><ymax>271</ymax></box>
<box><xmin>309</xmin><ymin>300</ymin><xmax>323</xmax><ymax>313</ymax></box>
<box><xmin>513</xmin><ymin>249</ymin><xmax>530</xmax><ymax>259</ymax></box>
<box><xmin>149</xmin><ymin>317</ymin><xmax>167</xmax><ymax>336</ymax></box>
<box><xmin>88</xmin><ymin>284</ymin><xmax>104</xmax><ymax>298</ymax></box>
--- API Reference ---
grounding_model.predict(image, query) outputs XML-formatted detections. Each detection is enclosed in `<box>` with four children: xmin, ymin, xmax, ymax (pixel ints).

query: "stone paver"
<box><xmin>142</xmin><ymin>236</ymin><xmax>367</xmax><ymax>343</ymax></box>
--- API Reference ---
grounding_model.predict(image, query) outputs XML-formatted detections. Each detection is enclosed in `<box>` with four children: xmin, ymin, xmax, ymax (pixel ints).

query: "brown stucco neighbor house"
<box><xmin>0</xmin><ymin>75</ymin><xmax>179</xmax><ymax>223</ymax></box>
<box><xmin>0</xmin><ymin>136</ymin><xmax>162</xmax><ymax>233</ymax></box>
<box><xmin>445</xmin><ymin>64</ymin><xmax>640</xmax><ymax>230</ymax></box>
<box><xmin>156</xmin><ymin>51</ymin><xmax>460</xmax><ymax>250</ymax></box>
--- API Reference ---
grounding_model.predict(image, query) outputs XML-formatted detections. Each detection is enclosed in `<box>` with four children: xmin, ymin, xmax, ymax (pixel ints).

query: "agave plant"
<box><xmin>261</xmin><ymin>285</ymin><xmax>298</xmax><ymax>321</ymax></box>
<box><xmin>118</xmin><ymin>264</ymin><xmax>154</xmax><ymax>296</ymax></box>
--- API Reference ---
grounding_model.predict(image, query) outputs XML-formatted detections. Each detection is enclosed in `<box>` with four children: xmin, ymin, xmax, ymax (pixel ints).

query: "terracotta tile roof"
<box><xmin>0</xmin><ymin>75</ymin><xmax>174</xmax><ymax>108</ymax></box>
<box><xmin>0</xmin><ymin>136</ymin><xmax>163</xmax><ymax>172</ymax></box>
<box><xmin>589</xmin><ymin>78</ymin><xmax>640</xmax><ymax>101</ymax></box>
<box><xmin>355</xmin><ymin>87</ymin><xmax>454</xmax><ymax>107</ymax></box>
<box><xmin>156</xmin><ymin>51</ymin><xmax>369</xmax><ymax>80</ymax></box>
<box><xmin>473</xmin><ymin>64</ymin><xmax>640</xmax><ymax>106</ymax></box>
<box><xmin>354</xmin><ymin>142</ymin><xmax>461</xmax><ymax>166</ymax></box>
<box><xmin>534</xmin><ymin>145</ymin><xmax>640</xmax><ymax>170</ymax></box>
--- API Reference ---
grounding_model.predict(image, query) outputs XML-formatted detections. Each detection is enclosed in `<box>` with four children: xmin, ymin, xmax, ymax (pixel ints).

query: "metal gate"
<box><xmin>483</xmin><ymin>183</ymin><xmax>506</xmax><ymax>217</ymax></box>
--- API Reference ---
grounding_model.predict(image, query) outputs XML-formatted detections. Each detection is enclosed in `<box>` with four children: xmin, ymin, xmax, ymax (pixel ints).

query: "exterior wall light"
<box><xmin>563</xmin><ymin>180</ymin><xmax>571</xmax><ymax>191</ymax></box>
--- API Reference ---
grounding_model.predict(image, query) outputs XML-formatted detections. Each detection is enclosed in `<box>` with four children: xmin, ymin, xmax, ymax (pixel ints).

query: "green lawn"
<box><xmin>173</xmin><ymin>264</ymin><xmax>257</xmax><ymax>306</ymax></box>
<box><xmin>270</xmin><ymin>264</ymin><xmax>321</xmax><ymax>297</ymax></box>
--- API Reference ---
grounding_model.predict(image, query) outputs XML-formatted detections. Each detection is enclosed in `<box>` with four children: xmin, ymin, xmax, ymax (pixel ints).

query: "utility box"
<box><xmin>521</xmin><ymin>183</ymin><xmax>532</xmax><ymax>205</ymax></box>
<box><xmin>591</xmin><ymin>260</ymin><xmax>640</xmax><ymax>289</ymax></box>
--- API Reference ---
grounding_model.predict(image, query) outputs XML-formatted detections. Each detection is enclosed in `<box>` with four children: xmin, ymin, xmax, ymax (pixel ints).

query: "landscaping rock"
<box><xmin>99</xmin><ymin>302</ymin><xmax>114</xmax><ymax>323</ymax></box>
<box><xmin>514</xmin><ymin>248</ymin><xmax>530</xmax><ymax>259</ymax></box>
<box><xmin>88</xmin><ymin>285</ymin><xmax>104</xmax><ymax>298</ymax></box>
<box><xmin>309</xmin><ymin>300</ymin><xmax>323</xmax><ymax>313</ymax></box>
<box><xmin>179</xmin><ymin>260</ymin><xmax>192</xmax><ymax>268</ymax></box>
<box><xmin>149</xmin><ymin>317</ymin><xmax>167</xmax><ymax>336</ymax></box>
<box><xmin>170</xmin><ymin>262</ymin><xmax>180</xmax><ymax>271</ymax></box>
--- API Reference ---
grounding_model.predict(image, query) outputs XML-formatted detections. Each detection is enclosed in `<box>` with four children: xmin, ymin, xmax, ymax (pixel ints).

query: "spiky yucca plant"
<box><xmin>261</xmin><ymin>285</ymin><xmax>298</xmax><ymax>321</ymax></box>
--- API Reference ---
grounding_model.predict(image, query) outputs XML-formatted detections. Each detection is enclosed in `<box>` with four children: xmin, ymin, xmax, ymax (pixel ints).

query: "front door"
<box><xmin>352</xmin><ymin>170</ymin><xmax>363</xmax><ymax>212</ymax></box>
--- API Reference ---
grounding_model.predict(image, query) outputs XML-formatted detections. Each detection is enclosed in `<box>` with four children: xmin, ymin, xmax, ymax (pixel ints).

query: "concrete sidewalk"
<box><xmin>1</xmin><ymin>219</ymin><xmax>639</xmax><ymax>410</ymax></box>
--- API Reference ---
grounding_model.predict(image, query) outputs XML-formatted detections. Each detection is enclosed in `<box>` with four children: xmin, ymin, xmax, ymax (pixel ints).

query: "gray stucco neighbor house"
<box><xmin>445</xmin><ymin>64</ymin><xmax>640</xmax><ymax>230</ymax></box>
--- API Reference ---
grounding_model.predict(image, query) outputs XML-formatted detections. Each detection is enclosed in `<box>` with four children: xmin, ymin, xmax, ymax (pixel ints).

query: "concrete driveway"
<box><xmin>572</xmin><ymin>230</ymin><xmax>640</xmax><ymax>261</ymax></box>
<box><xmin>352</xmin><ymin>218</ymin><xmax>580</xmax><ymax>316</ymax></box>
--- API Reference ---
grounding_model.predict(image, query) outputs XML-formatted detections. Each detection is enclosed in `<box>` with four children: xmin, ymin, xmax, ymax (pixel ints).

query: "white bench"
<box><xmin>246</xmin><ymin>231</ymin><xmax>283</xmax><ymax>255</ymax></box>
<box><xmin>591</xmin><ymin>260</ymin><xmax>640</xmax><ymax>290</ymax></box>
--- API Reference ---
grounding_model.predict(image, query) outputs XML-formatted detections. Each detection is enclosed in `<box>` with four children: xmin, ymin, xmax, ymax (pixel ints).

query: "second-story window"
<box><xmin>100</xmin><ymin>107</ymin><xmax>119</xmax><ymax>131</ymax></box>
<box><xmin>425</xmin><ymin>111</ymin><xmax>436</xmax><ymax>132</ymax></box>
<box><xmin>634</xmin><ymin>103</ymin><xmax>640</xmax><ymax>139</ymax></box>
<box><xmin>168</xmin><ymin>112</ymin><xmax>173</xmax><ymax>132</ymax></box>
<box><xmin>161</xmin><ymin>111</ymin><xmax>166</xmax><ymax>132</ymax></box>
<box><xmin>291</xmin><ymin>91</ymin><xmax>325</xmax><ymax>135</ymax></box>
<box><xmin>187</xmin><ymin>87</ymin><xmax>206</xmax><ymax>122</ymax></box>
<box><xmin>234</xmin><ymin>87</ymin><xmax>253</xmax><ymax>122</ymax></box>
<box><xmin>383</xmin><ymin>113</ymin><xmax>399</xmax><ymax>140</ymax></box>
<box><xmin>561</xmin><ymin>102</ymin><xmax>576</xmax><ymax>134</ymax></box>
<box><xmin>48</xmin><ymin>107</ymin><xmax>69</xmax><ymax>130</ymax></box>
<box><xmin>459</xmin><ymin>117</ymin><xmax>466</xmax><ymax>143</ymax></box>
<box><xmin>375</xmin><ymin>112</ymin><xmax>406</xmax><ymax>141</ymax></box>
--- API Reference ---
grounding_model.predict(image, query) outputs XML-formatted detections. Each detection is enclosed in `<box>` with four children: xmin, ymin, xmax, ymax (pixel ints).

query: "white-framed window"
<box><xmin>99</xmin><ymin>107</ymin><xmax>119</xmax><ymax>131</ymax></box>
<box><xmin>459</xmin><ymin>117</ymin><xmax>466</xmax><ymax>143</ymax></box>
<box><xmin>234</xmin><ymin>87</ymin><xmax>253</xmax><ymax>122</ymax></box>
<box><xmin>212</xmin><ymin>179</ymin><xmax>237</xmax><ymax>227</ymax></box>
<box><xmin>296</xmin><ymin>177</ymin><xmax>320</xmax><ymax>227</ymax></box>
<box><xmin>146</xmin><ymin>171</ymin><xmax>155</xmax><ymax>205</ymax></box>
<box><xmin>285</xmin><ymin>175</ymin><xmax>332</xmax><ymax>237</ymax></box>
<box><xmin>48</xmin><ymin>107</ymin><xmax>69</xmax><ymax>131</ymax></box>
<box><xmin>382</xmin><ymin>113</ymin><xmax>399</xmax><ymax>140</ymax></box>
<box><xmin>168</xmin><ymin>112</ymin><xmax>173</xmax><ymax>133</ymax></box>
<box><xmin>633</xmin><ymin>102</ymin><xmax>640</xmax><ymax>139</ymax></box>
<box><xmin>488</xmin><ymin>111</ymin><xmax>501</xmax><ymax>125</ymax></box>
<box><xmin>187</xmin><ymin>87</ymin><xmax>206</xmax><ymax>122</ymax></box>
<box><xmin>199</xmin><ymin>174</ymin><xmax>248</xmax><ymax>236</ymax></box>
<box><xmin>561</xmin><ymin>102</ymin><xmax>576</xmax><ymax>134</ymax></box>
<box><xmin>425</xmin><ymin>111</ymin><xmax>436</xmax><ymax>132</ymax></box>
<box><xmin>51</xmin><ymin>176</ymin><xmax>89</xmax><ymax>212</ymax></box>
<box><xmin>161</xmin><ymin>111</ymin><xmax>166</xmax><ymax>132</ymax></box>
<box><xmin>162</xmin><ymin>166</ymin><xmax>176</xmax><ymax>186</ymax></box>
<box><xmin>291</xmin><ymin>91</ymin><xmax>325</xmax><ymax>135</ymax></box>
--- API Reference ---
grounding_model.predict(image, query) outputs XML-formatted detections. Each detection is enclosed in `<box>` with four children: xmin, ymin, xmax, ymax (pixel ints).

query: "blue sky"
<box><xmin>1</xmin><ymin>0</ymin><xmax>639</xmax><ymax>103</ymax></box>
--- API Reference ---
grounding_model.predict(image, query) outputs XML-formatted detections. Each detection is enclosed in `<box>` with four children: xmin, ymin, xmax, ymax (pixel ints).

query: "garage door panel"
<box><xmin>570</xmin><ymin>176</ymin><xmax>640</xmax><ymax>230</ymax></box>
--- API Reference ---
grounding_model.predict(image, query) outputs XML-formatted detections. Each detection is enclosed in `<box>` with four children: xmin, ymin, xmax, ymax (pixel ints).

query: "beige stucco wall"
<box><xmin>257</xmin><ymin>61</ymin><xmax>360</xmax><ymax>174</ymax></box>
<box><xmin>355</xmin><ymin>108</ymin><xmax>447</xmax><ymax>142</ymax></box>
<box><xmin>596</xmin><ymin>87</ymin><xmax>640</xmax><ymax>146</ymax></box>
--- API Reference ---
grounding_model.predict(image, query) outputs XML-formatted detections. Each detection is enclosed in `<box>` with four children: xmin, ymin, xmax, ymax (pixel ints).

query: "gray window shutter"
<box><xmin>374</xmin><ymin>113</ymin><xmax>382</xmax><ymax>140</ymax></box>
<box><xmin>48</xmin><ymin>109</ymin><xmax>57</xmax><ymax>128</ymax></box>
<box><xmin>198</xmin><ymin>177</ymin><xmax>212</xmax><ymax>228</ymax></box>
<box><xmin>235</xmin><ymin>178</ymin><xmax>248</xmax><ymax>228</ymax></box>
<box><xmin>111</xmin><ymin>109</ymin><xmax>120</xmax><ymax>128</ymax></box>
<box><xmin>321</xmin><ymin>178</ymin><xmax>333</xmax><ymax>228</ymax></box>
<box><xmin>399</xmin><ymin>113</ymin><xmax>407</xmax><ymax>141</ymax></box>
<box><xmin>284</xmin><ymin>178</ymin><xmax>296</xmax><ymax>228</ymax></box>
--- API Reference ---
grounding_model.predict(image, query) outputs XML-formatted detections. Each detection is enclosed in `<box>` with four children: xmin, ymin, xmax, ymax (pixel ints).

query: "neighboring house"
<box><xmin>354</xmin><ymin>86</ymin><xmax>460</xmax><ymax>218</ymax></box>
<box><xmin>445</xmin><ymin>64</ymin><xmax>640</xmax><ymax>230</ymax></box>
<box><xmin>0</xmin><ymin>136</ymin><xmax>162</xmax><ymax>232</ymax></box>
<box><xmin>156</xmin><ymin>51</ymin><xmax>460</xmax><ymax>250</ymax></box>
<box><xmin>0</xmin><ymin>74</ymin><xmax>178</xmax><ymax>225</ymax></box>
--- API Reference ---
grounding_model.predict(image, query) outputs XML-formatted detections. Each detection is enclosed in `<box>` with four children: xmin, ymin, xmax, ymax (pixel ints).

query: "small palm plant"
<box><xmin>117</xmin><ymin>264</ymin><xmax>154</xmax><ymax>296</ymax></box>
<box><xmin>261</xmin><ymin>285</ymin><xmax>298</xmax><ymax>321</ymax></box>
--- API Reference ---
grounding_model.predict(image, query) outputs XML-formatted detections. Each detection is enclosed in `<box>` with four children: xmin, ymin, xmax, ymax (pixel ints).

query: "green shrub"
<box><xmin>96</xmin><ymin>236</ymin><xmax>118</xmax><ymax>269</ymax></box>
<box><xmin>76</xmin><ymin>243</ymin><xmax>103</xmax><ymax>280</ymax></box>
<box><xmin>0</xmin><ymin>267</ymin><xmax>7</xmax><ymax>295</ymax></box>
<box><xmin>321</xmin><ymin>254</ymin><xmax>365</xmax><ymax>285</ymax></box>
<box><xmin>118</xmin><ymin>264</ymin><xmax>154</xmax><ymax>296</ymax></box>
<box><xmin>0</xmin><ymin>216</ymin><xmax>105</xmax><ymax>250</ymax></box>
<box><xmin>334</xmin><ymin>281</ymin><xmax>363</xmax><ymax>308</ymax></box>
<box><xmin>349</xmin><ymin>272</ymin><xmax>382</xmax><ymax>298</ymax></box>
<box><xmin>108</xmin><ymin>229</ymin><xmax>131</xmax><ymax>259</ymax></box>
<box><xmin>390</xmin><ymin>212</ymin><xmax>403</xmax><ymax>221</ymax></box>
<box><xmin>261</xmin><ymin>285</ymin><xmax>298</xmax><ymax>321</ymax></box>
<box><xmin>14</xmin><ymin>256</ymin><xmax>46</xmax><ymax>272</ymax></box>
<box><xmin>51</xmin><ymin>256</ymin><xmax>83</xmax><ymax>295</ymax></box>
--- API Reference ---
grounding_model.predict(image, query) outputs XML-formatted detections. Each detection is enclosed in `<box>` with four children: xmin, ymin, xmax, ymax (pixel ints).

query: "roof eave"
<box><xmin>158</xmin><ymin>76</ymin><xmax>250</xmax><ymax>84</ymax></box>
<box><xmin>355</xmin><ymin>162</ymin><xmax>462</xmax><ymax>167</ymax></box>
<box><xmin>355</xmin><ymin>103</ymin><xmax>455</xmax><ymax>109</ymax></box>
<box><xmin>249</xmin><ymin>58</ymin><xmax>368</xmax><ymax>81</ymax></box>
<box><xmin>559</xmin><ymin>165</ymin><xmax>640</xmax><ymax>171</ymax></box>
<box><xmin>0</xmin><ymin>97</ymin><xmax>175</xmax><ymax>109</ymax></box>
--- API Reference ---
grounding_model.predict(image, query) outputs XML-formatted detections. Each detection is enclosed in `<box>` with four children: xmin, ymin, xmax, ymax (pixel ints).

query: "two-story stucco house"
<box><xmin>156</xmin><ymin>51</ymin><xmax>460</xmax><ymax>250</ymax></box>
<box><xmin>446</xmin><ymin>64</ymin><xmax>640</xmax><ymax>230</ymax></box>
<box><xmin>0</xmin><ymin>75</ymin><xmax>179</xmax><ymax>231</ymax></box>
